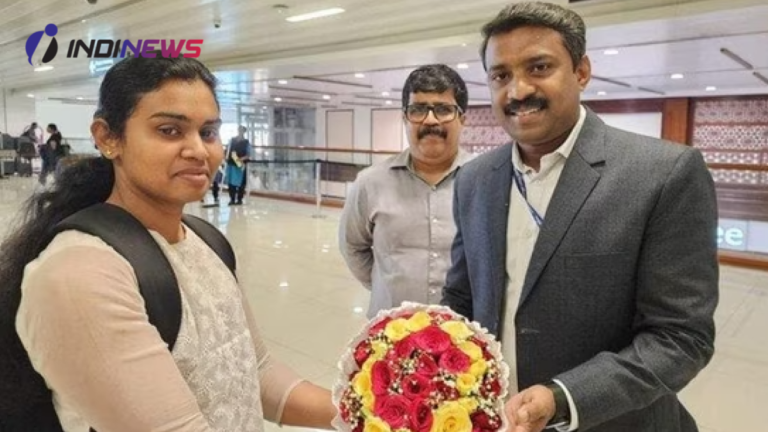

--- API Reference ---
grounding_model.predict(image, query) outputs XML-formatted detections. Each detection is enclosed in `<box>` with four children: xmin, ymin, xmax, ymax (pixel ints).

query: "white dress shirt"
<box><xmin>502</xmin><ymin>106</ymin><xmax>587</xmax><ymax>431</ymax></box>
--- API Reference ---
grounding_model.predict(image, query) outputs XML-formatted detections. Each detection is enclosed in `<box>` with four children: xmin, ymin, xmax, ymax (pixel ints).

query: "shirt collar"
<box><xmin>512</xmin><ymin>105</ymin><xmax>587</xmax><ymax>172</ymax></box>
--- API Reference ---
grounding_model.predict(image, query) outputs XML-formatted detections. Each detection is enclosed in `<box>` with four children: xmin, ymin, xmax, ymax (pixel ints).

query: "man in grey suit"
<box><xmin>442</xmin><ymin>3</ymin><xmax>718</xmax><ymax>432</ymax></box>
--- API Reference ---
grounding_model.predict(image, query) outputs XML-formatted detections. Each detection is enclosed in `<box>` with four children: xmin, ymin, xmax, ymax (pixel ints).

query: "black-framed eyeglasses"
<box><xmin>404</xmin><ymin>104</ymin><xmax>463</xmax><ymax>123</ymax></box>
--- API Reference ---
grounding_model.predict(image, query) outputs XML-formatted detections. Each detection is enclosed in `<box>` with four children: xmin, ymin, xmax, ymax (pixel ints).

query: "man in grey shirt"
<box><xmin>339</xmin><ymin>64</ymin><xmax>474</xmax><ymax>318</ymax></box>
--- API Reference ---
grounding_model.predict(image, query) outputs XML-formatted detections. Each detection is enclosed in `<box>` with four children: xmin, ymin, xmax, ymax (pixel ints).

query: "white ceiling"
<box><xmin>2</xmin><ymin>0</ymin><xmax>768</xmax><ymax>109</ymax></box>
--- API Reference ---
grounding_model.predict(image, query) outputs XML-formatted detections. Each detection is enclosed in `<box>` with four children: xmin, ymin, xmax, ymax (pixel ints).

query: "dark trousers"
<box><xmin>39</xmin><ymin>161</ymin><xmax>55</xmax><ymax>185</ymax></box>
<box><xmin>228</xmin><ymin>172</ymin><xmax>247</xmax><ymax>204</ymax></box>
<box><xmin>211</xmin><ymin>181</ymin><xmax>220</xmax><ymax>201</ymax></box>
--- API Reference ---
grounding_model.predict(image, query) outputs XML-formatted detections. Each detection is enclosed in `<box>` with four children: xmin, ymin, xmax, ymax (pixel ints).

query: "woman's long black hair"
<box><xmin>0</xmin><ymin>55</ymin><xmax>218</xmax><ymax>416</ymax></box>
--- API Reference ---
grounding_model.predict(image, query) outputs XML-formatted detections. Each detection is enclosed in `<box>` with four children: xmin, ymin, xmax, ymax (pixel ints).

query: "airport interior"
<box><xmin>1</xmin><ymin>0</ymin><xmax>767</xmax><ymax>431</ymax></box>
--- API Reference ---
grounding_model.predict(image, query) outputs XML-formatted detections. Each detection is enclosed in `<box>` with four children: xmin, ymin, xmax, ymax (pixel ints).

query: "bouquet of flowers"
<box><xmin>332</xmin><ymin>303</ymin><xmax>509</xmax><ymax>432</ymax></box>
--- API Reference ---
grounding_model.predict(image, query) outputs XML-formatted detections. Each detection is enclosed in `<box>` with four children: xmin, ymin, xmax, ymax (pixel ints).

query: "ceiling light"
<box><xmin>457</xmin><ymin>63</ymin><xmax>469</xmax><ymax>69</ymax></box>
<box><xmin>603</xmin><ymin>49</ymin><xmax>619</xmax><ymax>55</ymax></box>
<box><xmin>76</xmin><ymin>97</ymin><xmax>84</xmax><ymax>100</ymax></box>
<box><xmin>705</xmin><ymin>86</ymin><xmax>717</xmax><ymax>91</ymax></box>
<box><xmin>34</xmin><ymin>65</ymin><xmax>54</xmax><ymax>72</ymax></box>
<box><xmin>355</xmin><ymin>73</ymin><xmax>365</xmax><ymax>78</ymax></box>
<box><xmin>274</xmin><ymin>97</ymin><xmax>282</xmax><ymax>102</ymax></box>
<box><xmin>81</xmin><ymin>19</ymin><xmax>87</xmax><ymax>23</ymax></box>
<box><xmin>597</xmin><ymin>91</ymin><xmax>607</xmax><ymax>96</ymax></box>
<box><xmin>461</xmin><ymin>43</ymin><xmax>467</xmax><ymax>47</ymax></box>
<box><xmin>285</xmin><ymin>7</ymin><xmax>345</xmax><ymax>22</ymax></box>
<box><xmin>381</xmin><ymin>91</ymin><xmax>389</xmax><ymax>96</ymax></box>
<box><xmin>353</xmin><ymin>307</ymin><xmax>364</xmax><ymax>314</ymax></box>
<box><xmin>385</xmin><ymin>100</ymin><xmax>393</xmax><ymax>105</ymax></box>
<box><xmin>323</xmin><ymin>95</ymin><xmax>331</xmax><ymax>100</ymax></box>
<box><xmin>279</xmin><ymin>282</ymin><xmax>289</xmax><ymax>288</ymax></box>
<box><xmin>26</xmin><ymin>94</ymin><xmax>34</xmax><ymax>98</ymax></box>
<box><xmin>278</xmin><ymin>79</ymin><xmax>288</xmax><ymax>84</ymax></box>
<box><xmin>671</xmin><ymin>73</ymin><xmax>684</xmax><ymax>79</ymax></box>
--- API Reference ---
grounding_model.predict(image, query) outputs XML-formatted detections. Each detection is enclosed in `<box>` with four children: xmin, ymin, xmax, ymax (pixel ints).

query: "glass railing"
<box><xmin>245</xmin><ymin>146</ymin><xmax>399</xmax><ymax>204</ymax></box>
<box><xmin>706</xmin><ymin>163</ymin><xmax>768</xmax><ymax>267</ymax></box>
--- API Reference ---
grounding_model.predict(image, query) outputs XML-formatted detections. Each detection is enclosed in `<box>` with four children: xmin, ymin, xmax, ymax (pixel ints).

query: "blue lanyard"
<box><xmin>512</xmin><ymin>168</ymin><xmax>544</xmax><ymax>228</ymax></box>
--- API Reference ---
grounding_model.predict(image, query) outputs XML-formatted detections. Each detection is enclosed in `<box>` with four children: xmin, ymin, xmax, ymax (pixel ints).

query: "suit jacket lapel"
<box><xmin>519</xmin><ymin>111</ymin><xmax>607</xmax><ymax>307</ymax></box>
<box><xmin>487</xmin><ymin>144</ymin><xmax>513</xmax><ymax>311</ymax></box>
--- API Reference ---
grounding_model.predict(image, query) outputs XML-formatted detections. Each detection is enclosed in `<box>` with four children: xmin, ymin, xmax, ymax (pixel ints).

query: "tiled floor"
<box><xmin>2</xmin><ymin>176</ymin><xmax>766</xmax><ymax>432</ymax></box>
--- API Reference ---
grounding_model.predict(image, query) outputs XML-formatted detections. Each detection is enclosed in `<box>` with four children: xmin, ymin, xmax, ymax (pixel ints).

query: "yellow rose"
<box><xmin>407</xmin><ymin>311</ymin><xmax>433</xmax><ymax>332</ymax></box>
<box><xmin>458</xmin><ymin>341</ymin><xmax>482</xmax><ymax>362</ymax></box>
<box><xmin>469</xmin><ymin>360</ymin><xmax>487</xmax><ymax>378</ymax></box>
<box><xmin>371</xmin><ymin>340</ymin><xmax>390</xmax><ymax>358</ymax></box>
<box><xmin>353</xmin><ymin>370</ymin><xmax>372</xmax><ymax>396</ymax></box>
<box><xmin>431</xmin><ymin>401</ymin><xmax>472</xmax><ymax>432</ymax></box>
<box><xmin>385</xmin><ymin>318</ymin><xmax>411</xmax><ymax>342</ymax></box>
<box><xmin>362</xmin><ymin>391</ymin><xmax>376</xmax><ymax>410</ymax></box>
<box><xmin>364</xmin><ymin>415</ymin><xmax>392</xmax><ymax>432</ymax></box>
<box><xmin>362</xmin><ymin>356</ymin><xmax>379</xmax><ymax>374</ymax></box>
<box><xmin>456</xmin><ymin>373</ymin><xmax>477</xmax><ymax>396</ymax></box>
<box><xmin>458</xmin><ymin>397</ymin><xmax>479</xmax><ymax>413</ymax></box>
<box><xmin>439</xmin><ymin>321</ymin><xmax>474</xmax><ymax>342</ymax></box>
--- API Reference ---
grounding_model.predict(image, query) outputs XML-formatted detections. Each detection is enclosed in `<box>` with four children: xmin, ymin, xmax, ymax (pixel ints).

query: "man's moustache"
<box><xmin>418</xmin><ymin>126</ymin><xmax>448</xmax><ymax>139</ymax></box>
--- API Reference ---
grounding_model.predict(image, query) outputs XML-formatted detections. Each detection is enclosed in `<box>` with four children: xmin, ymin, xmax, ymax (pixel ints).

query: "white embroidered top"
<box><xmin>16</xmin><ymin>227</ymin><xmax>302</xmax><ymax>432</ymax></box>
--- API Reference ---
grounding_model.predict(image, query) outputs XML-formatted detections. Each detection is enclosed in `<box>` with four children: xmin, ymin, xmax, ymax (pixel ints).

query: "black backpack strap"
<box><xmin>54</xmin><ymin>203</ymin><xmax>182</xmax><ymax>351</ymax></box>
<box><xmin>182</xmin><ymin>214</ymin><xmax>237</xmax><ymax>277</ymax></box>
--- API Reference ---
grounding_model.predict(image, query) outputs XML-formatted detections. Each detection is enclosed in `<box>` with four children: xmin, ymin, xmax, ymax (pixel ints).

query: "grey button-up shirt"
<box><xmin>339</xmin><ymin>148</ymin><xmax>474</xmax><ymax>317</ymax></box>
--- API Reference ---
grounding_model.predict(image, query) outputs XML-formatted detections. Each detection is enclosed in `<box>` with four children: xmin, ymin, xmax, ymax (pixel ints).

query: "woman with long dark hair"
<box><xmin>0</xmin><ymin>56</ymin><xmax>335</xmax><ymax>431</ymax></box>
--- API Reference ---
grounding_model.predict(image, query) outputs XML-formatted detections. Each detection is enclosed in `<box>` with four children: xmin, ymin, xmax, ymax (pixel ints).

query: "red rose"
<box><xmin>402</xmin><ymin>373</ymin><xmax>433</xmax><ymax>400</ymax></box>
<box><xmin>438</xmin><ymin>347</ymin><xmax>471</xmax><ymax>374</ymax></box>
<box><xmin>354</xmin><ymin>340</ymin><xmax>372</xmax><ymax>367</ymax></box>
<box><xmin>414</xmin><ymin>352</ymin><xmax>439</xmax><ymax>378</ymax></box>
<box><xmin>433</xmin><ymin>380</ymin><xmax>460</xmax><ymax>401</ymax></box>
<box><xmin>371</xmin><ymin>360</ymin><xmax>393</xmax><ymax>396</ymax></box>
<box><xmin>482</xmin><ymin>348</ymin><xmax>494</xmax><ymax>361</ymax></box>
<box><xmin>339</xmin><ymin>399</ymin><xmax>350</xmax><ymax>422</ymax></box>
<box><xmin>409</xmin><ymin>398</ymin><xmax>434</xmax><ymax>432</ymax></box>
<box><xmin>370</xmin><ymin>317</ymin><xmax>393</xmax><ymax>334</ymax></box>
<box><xmin>481</xmin><ymin>376</ymin><xmax>502</xmax><ymax>397</ymax></box>
<box><xmin>471</xmin><ymin>411</ymin><xmax>501</xmax><ymax>432</ymax></box>
<box><xmin>470</xmin><ymin>336</ymin><xmax>488</xmax><ymax>349</ymax></box>
<box><xmin>394</xmin><ymin>335</ymin><xmax>416</xmax><ymax>358</ymax></box>
<box><xmin>373</xmin><ymin>394</ymin><xmax>411</xmax><ymax>429</ymax></box>
<box><xmin>412</xmin><ymin>325</ymin><xmax>452</xmax><ymax>355</ymax></box>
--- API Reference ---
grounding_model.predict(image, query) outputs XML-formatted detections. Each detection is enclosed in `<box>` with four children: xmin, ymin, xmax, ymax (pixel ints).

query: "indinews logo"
<box><xmin>25</xmin><ymin>23</ymin><xmax>203</xmax><ymax>65</ymax></box>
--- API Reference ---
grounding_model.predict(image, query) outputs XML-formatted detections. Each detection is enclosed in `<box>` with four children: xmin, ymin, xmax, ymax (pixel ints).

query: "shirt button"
<box><xmin>430</xmin><ymin>289</ymin><xmax>437</xmax><ymax>295</ymax></box>
<box><xmin>431</xmin><ymin>252</ymin><xmax>438</xmax><ymax>258</ymax></box>
<box><xmin>432</xmin><ymin>217</ymin><xmax>438</xmax><ymax>223</ymax></box>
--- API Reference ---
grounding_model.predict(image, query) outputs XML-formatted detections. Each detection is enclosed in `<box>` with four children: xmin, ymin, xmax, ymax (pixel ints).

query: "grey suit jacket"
<box><xmin>442</xmin><ymin>110</ymin><xmax>718</xmax><ymax>431</ymax></box>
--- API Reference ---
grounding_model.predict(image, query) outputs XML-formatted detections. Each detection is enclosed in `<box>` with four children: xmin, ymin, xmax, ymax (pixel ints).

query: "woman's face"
<box><xmin>104</xmin><ymin>79</ymin><xmax>223</xmax><ymax>208</ymax></box>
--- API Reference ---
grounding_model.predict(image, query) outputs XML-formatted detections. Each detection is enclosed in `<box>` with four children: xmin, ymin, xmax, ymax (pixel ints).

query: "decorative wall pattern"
<box><xmin>709</xmin><ymin>169</ymin><xmax>763</xmax><ymax>185</ymax></box>
<box><xmin>694</xmin><ymin>99</ymin><xmax>768</xmax><ymax>124</ymax></box>
<box><xmin>702</xmin><ymin>152</ymin><xmax>763</xmax><ymax>165</ymax></box>
<box><xmin>692</xmin><ymin>97</ymin><xmax>768</xmax><ymax>186</ymax></box>
<box><xmin>693</xmin><ymin>125</ymin><xmax>768</xmax><ymax>151</ymax></box>
<box><xmin>460</xmin><ymin>106</ymin><xmax>508</xmax><ymax>154</ymax></box>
